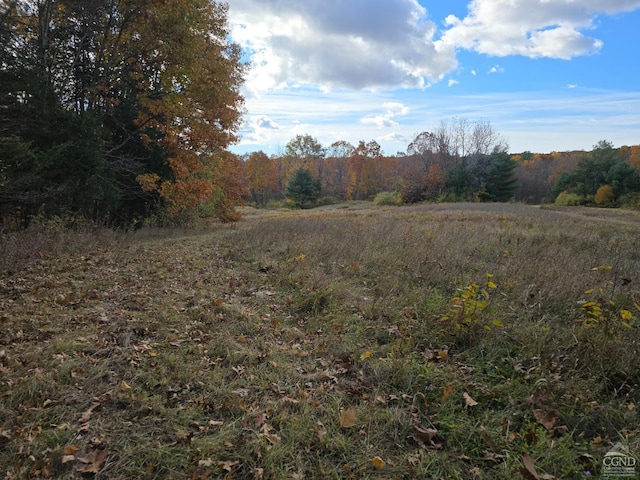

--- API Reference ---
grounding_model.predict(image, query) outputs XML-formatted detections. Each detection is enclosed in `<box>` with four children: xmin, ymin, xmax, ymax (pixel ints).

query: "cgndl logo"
<box><xmin>602</xmin><ymin>443</ymin><xmax>636</xmax><ymax>478</ymax></box>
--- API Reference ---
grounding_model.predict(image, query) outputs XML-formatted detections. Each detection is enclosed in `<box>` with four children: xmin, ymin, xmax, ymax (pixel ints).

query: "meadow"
<box><xmin>1</xmin><ymin>202</ymin><xmax>639</xmax><ymax>479</ymax></box>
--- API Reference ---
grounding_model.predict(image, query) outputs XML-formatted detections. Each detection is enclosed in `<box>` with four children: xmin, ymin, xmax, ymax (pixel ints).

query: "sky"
<box><xmin>225</xmin><ymin>0</ymin><xmax>640</xmax><ymax>156</ymax></box>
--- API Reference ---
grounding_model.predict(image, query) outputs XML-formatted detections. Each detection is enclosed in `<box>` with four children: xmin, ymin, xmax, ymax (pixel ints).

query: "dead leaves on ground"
<box><xmin>62</xmin><ymin>446</ymin><xmax>109</xmax><ymax>474</ymax></box>
<box><xmin>520</xmin><ymin>453</ymin><xmax>557</xmax><ymax>480</ymax></box>
<box><xmin>339</xmin><ymin>407</ymin><xmax>358</xmax><ymax>428</ymax></box>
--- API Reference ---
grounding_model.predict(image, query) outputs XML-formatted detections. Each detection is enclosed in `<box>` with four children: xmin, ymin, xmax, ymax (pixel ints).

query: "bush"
<box><xmin>554</xmin><ymin>192</ymin><xmax>584</xmax><ymax>206</ymax></box>
<box><xmin>619</xmin><ymin>192</ymin><xmax>640</xmax><ymax>210</ymax></box>
<box><xmin>594</xmin><ymin>185</ymin><xmax>615</xmax><ymax>206</ymax></box>
<box><xmin>373</xmin><ymin>191</ymin><xmax>400</xmax><ymax>206</ymax></box>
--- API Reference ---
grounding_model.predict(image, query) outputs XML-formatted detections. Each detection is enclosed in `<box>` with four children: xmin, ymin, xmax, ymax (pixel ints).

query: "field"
<box><xmin>1</xmin><ymin>202</ymin><xmax>639</xmax><ymax>479</ymax></box>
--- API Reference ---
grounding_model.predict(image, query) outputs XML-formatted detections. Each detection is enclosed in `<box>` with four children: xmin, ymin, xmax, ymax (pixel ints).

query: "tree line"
<box><xmin>1</xmin><ymin>3</ymin><xmax>639</xmax><ymax>230</ymax></box>
<box><xmin>243</xmin><ymin>126</ymin><xmax>640</xmax><ymax>210</ymax></box>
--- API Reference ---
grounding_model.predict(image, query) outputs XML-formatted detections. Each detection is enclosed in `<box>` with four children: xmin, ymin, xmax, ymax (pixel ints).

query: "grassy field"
<box><xmin>1</xmin><ymin>202</ymin><xmax>639</xmax><ymax>479</ymax></box>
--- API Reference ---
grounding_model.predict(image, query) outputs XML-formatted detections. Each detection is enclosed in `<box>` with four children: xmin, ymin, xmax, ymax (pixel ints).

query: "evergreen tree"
<box><xmin>285</xmin><ymin>168</ymin><xmax>321</xmax><ymax>208</ymax></box>
<box><xmin>480</xmin><ymin>150</ymin><xmax>518</xmax><ymax>201</ymax></box>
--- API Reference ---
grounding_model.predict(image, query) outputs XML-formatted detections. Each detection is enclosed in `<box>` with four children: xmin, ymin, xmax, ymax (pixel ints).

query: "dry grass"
<box><xmin>1</xmin><ymin>202</ymin><xmax>639</xmax><ymax>479</ymax></box>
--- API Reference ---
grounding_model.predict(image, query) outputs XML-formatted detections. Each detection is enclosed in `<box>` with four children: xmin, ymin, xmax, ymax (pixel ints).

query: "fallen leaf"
<box><xmin>519</xmin><ymin>454</ymin><xmax>542</xmax><ymax>480</ymax></box>
<box><xmin>217</xmin><ymin>460</ymin><xmax>239</xmax><ymax>472</ymax></box>
<box><xmin>371</xmin><ymin>456</ymin><xmax>385</xmax><ymax>468</ymax></box>
<box><xmin>359</xmin><ymin>351</ymin><xmax>372</xmax><ymax>360</ymax></box>
<box><xmin>463</xmin><ymin>392</ymin><xmax>478</xmax><ymax>407</ymax></box>
<box><xmin>75</xmin><ymin>449</ymin><xmax>108</xmax><ymax>474</ymax></box>
<box><xmin>437</xmin><ymin>348</ymin><xmax>449</xmax><ymax>360</ymax></box>
<box><xmin>339</xmin><ymin>407</ymin><xmax>357</xmax><ymax>428</ymax></box>
<box><xmin>79</xmin><ymin>403</ymin><xmax>101</xmax><ymax>424</ymax></box>
<box><xmin>261</xmin><ymin>433</ymin><xmax>281</xmax><ymax>445</ymax></box>
<box><xmin>533</xmin><ymin>409</ymin><xmax>557</xmax><ymax>431</ymax></box>
<box><xmin>411</xmin><ymin>426</ymin><xmax>438</xmax><ymax>446</ymax></box>
<box><xmin>120</xmin><ymin>380</ymin><xmax>132</xmax><ymax>392</ymax></box>
<box><xmin>442</xmin><ymin>385</ymin><xmax>455</xmax><ymax>402</ymax></box>
<box><xmin>61</xmin><ymin>455</ymin><xmax>77</xmax><ymax>464</ymax></box>
<box><xmin>316</xmin><ymin>421</ymin><xmax>327</xmax><ymax>441</ymax></box>
<box><xmin>479</xmin><ymin>427</ymin><xmax>497</xmax><ymax>452</ymax></box>
<box><xmin>63</xmin><ymin>445</ymin><xmax>82</xmax><ymax>455</ymax></box>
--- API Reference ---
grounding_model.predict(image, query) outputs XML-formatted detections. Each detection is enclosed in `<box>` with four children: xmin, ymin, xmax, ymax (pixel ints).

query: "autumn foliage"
<box><xmin>0</xmin><ymin>0</ymin><xmax>245</xmax><ymax>227</ymax></box>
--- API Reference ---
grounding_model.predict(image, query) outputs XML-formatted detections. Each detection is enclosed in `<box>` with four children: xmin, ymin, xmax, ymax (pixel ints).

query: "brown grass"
<box><xmin>1</xmin><ymin>202</ymin><xmax>639</xmax><ymax>479</ymax></box>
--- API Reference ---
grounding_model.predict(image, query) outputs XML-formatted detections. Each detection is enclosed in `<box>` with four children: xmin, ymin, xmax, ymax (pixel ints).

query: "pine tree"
<box><xmin>285</xmin><ymin>168</ymin><xmax>321</xmax><ymax>208</ymax></box>
<box><xmin>480</xmin><ymin>150</ymin><xmax>517</xmax><ymax>202</ymax></box>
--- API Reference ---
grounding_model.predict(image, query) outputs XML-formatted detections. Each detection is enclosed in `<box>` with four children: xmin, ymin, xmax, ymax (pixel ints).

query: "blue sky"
<box><xmin>226</xmin><ymin>0</ymin><xmax>640</xmax><ymax>156</ymax></box>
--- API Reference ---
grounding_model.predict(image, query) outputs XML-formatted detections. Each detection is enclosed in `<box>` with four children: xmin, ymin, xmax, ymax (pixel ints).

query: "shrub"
<box><xmin>619</xmin><ymin>192</ymin><xmax>640</xmax><ymax>210</ymax></box>
<box><xmin>373</xmin><ymin>191</ymin><xmax>400</xmax><ymax>206</ymax></box>
<box><xmin>594</xmin><ymin>185</ymin><xmax>615</xmax><ymax>206</ymax></box>
<box><xmin>554</xmin><ymin>191</ymin><xmax>584</xmax><ymax>206</ymax></box>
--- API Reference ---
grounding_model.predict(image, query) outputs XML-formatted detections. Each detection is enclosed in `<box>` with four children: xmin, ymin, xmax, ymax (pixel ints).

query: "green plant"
<box><xmin>554</xmin><ymin>191</ymin><xmax>585</xmax><ymax>206</ymax></box>
<box><xmin>577</xmin><ymin>289</ymin><xmax>638</xmax><ymax>332</ymax></box>
<box><xmin>373</xmin><ymin>191</ymin><xmax>400</xmax><ymax>206</ymax></box>
<box><xmin>441</xmin><ymin>274</ymin><xmax>503</xmax><ymax>345</ymax></box>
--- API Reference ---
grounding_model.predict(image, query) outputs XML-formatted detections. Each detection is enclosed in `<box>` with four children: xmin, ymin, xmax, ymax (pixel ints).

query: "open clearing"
<box><xmin>1</xmin><ymin>202</ymin><xmax>639</xmax><ymax>479</ymax></box>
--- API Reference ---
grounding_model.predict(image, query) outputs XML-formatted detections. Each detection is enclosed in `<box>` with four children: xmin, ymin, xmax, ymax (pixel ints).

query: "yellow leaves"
<box><xmin>120</xmin><ymin>380</ymin><xmax>132</xmax><ymax>392</ymax></box>
<box><xmin>620</xmin><ymin>309</ymin><xmax>634</xmax><ymax>321</ymax></box>
<box><xmin>295</xmin><ymin>253</ymin><xmax>306</xmax><ymax>263</ymax></box>
<box><xmin>371</xmin><ymin>456</ymin><xmax>385</xmax><ymax>468</ymax></box>
<box><xmin>592</xmin><ymin>264</ymin><xmax>613</xmax><ymax>270</ymax></box>
<box><xmin>359</xmin><ymin>351</ymin><xmax>372</xmax><ymax>361</ymax></box>
<box><xmin>487</xmin><ymin>281</ymin><xmax>497</xmax><ymax>289</ymax></box>
<box><xmin>136</xmin><ymin>173</ymin><xmax>161</xmax><ymax>192</ymax></box>
<box><xmin>338</xmin><ymin>407</ymin><xmax>357</xmax><ymax>428</ymax></box>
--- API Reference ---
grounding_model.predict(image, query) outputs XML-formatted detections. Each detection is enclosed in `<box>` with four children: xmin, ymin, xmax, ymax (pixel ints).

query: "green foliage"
<box><xmin>284</xmin><ymin>134</ymin><xmax>326</xmax><ymax>159</ymax></box>
<box><xmin>551</xmin><ymin>140</ymin><xmax>640</xmax><ymax>204</ymax></box>
<box><xmin>441</xmin><ymin>274</ymin><xmax>502</xmax><ymax>346</ymax></box>
<box><xmin>373</xmin><ymin>191</ymin><xmax>400</xmax><ymax>206</ymax></box>
<box><xmin>619</xmin><ymin>192</ymin><xmax>640</xmax><ymax>209</ymax></box>
<box><xmin>478</xmin><ymin>150</ymin><xmax>518</xmax><ymax>202</ymax></box>
<box><xmin>285</xmin><ymin>168</ymin><xmax>321</xmax><ymax>208</ymax></box>
<box><xmin>554</xmin><ymin>192</ymin><xmax>585</xmax><ymax>206</ymax></box>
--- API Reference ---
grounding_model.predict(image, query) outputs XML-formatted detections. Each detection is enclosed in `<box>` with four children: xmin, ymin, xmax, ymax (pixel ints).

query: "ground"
<box><xmin>1</xmin><ymin>202</ymin><xmax>639</xmax><ymax>479</ymax></box>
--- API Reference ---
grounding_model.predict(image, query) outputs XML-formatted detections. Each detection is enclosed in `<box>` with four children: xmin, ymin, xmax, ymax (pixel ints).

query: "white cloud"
<box><xmin>228</xmin><ymin>0</ymin><xmax>640</xmax><ymax>93</ymax></box>
<box><xmin>448</xmin><ymin>79</ymin><xmax>459</xmax><ymax>87</ymax></box>
<box><xmin>567</xmin><ymin>84</ymin><xmax>578</xmax><ymax>89</ymax></box>
<box><xmin>488</xmin><ymin>65</ymin><xmax>505</xmax><ymax>74</ymax></box>
<box><xmin>361</xmin><ymin>101</ymin><xmax>410</xmax><ymax>129</ymax></box>
<box><xmin>361</xmin><ymin>115</ymin><xmax>399</xmax><ymax>128</ymax></box>
<box><xmin>441</xmin><ymin>0</ymin><xmax>640</xmax><ymax>60</ymax></box>
<box><xmin>227</xmin><ymin>0</ymin><xmax>457</xmax><ymax>92</ymax></box>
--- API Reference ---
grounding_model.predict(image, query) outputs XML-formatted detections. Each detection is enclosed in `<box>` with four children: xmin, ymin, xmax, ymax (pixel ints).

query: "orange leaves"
<box><xmin>339</xmin><ymin>407</ymin><xmax>358</xmax><ymax>428</ymax></box>
<box><xmin>441</xmin><ymin>385</ymin><xmax>455</xmax><ymax>403</ymax></box>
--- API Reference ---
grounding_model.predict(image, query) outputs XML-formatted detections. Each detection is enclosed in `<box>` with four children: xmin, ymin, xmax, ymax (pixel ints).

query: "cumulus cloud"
<box><xmin>227</xmin><ymin>0</ymin><xmax>456</xmax><ymax>92</ymax></box>
<box><xmin>227</xmin><ymin>0</ymin><xmax>640</xmax><ymax>92</ymax></box>
<box><xmin>239</xmin><ymin>115</ymin><xmax>280</xmax><ymax>144</ymax></box>
<box><xmin>360</xmin><ymin>102</ymin><xmax>410</xmax><ymax>129</ymax></box>
<box><xmin>441</xmin><ymin>0</ymin><xmax>640</xmax><ymax>60</ymax></box>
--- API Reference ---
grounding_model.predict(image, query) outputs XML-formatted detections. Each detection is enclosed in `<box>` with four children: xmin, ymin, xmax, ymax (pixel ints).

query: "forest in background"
<box><xmin>2</xmin><ymin>2</ymin><xmax>640</xmax><ymax>231</ymax></box>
